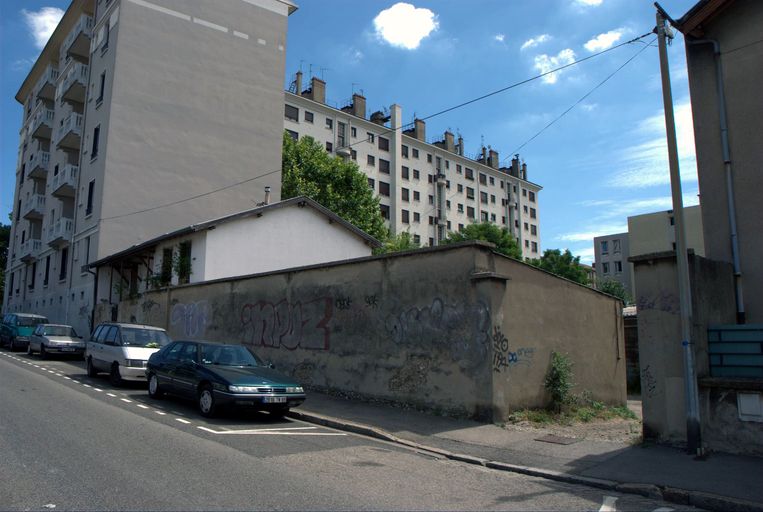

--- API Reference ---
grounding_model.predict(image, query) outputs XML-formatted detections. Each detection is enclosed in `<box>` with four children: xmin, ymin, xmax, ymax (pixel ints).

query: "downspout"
<box><xmin>686</xmin><ymin>38</ymin><xmax>745</xmax><ymax>324</ymax></box>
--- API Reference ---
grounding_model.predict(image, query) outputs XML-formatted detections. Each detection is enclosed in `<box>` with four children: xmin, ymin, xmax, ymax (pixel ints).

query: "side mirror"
<box><xmin>268</xmin><ymin>363</ymin><xmax>276</xmax><ymax>370</ymax></box>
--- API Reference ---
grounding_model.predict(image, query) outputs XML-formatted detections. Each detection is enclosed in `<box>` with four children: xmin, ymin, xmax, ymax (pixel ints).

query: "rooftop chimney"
<box><xmin>264</xmin><ymin>186</ymin><xmax>271</xmax><ymax>205</ymax></box>
<box><xmin>457</xmin><ymin>135</ymin><xmax>464</xmax><ymax>156</ymax></box>
<box><xmin>444</xmin><ymin>131</ymin><xmax>455</xmax><ymax>153</ymax></box>
<box><xmin>302</xmin><ymin>76</ymin><xmax>326</xmax><ymax>103</ymax></box>
<box><xmin>352</xmin><ymin>93</ymin><xmax>366</xmax><ymax>119</ymax></box>
<box><xmin>521</xmin><ymin>162</ymin><xmax>527</xmax><ymax>180</ymax></box>
<box><xmin>295</xmin><ymin>71</ymin><xmax>303</xmax><ymax>95</ymax></box>
<box><xmin>511</xmin><ymin>155</ymin><xmax>520</xmax><ymax>177</ymax></box>
<box><xmin>414</xmin><ymin>118</ymin><xmax>426</xmax><ymax>142</ymax></box>
<box><xmin>488</xmin><ymin>148</ymin><xmax>499</xmax><ymax>169</ymax></box>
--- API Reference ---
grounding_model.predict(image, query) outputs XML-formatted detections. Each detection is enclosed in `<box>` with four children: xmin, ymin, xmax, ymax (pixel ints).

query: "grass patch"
<box><xmin>507</xmin><ymin>396</ymin><xmax>637</xmax><ymax>426</ymax></box>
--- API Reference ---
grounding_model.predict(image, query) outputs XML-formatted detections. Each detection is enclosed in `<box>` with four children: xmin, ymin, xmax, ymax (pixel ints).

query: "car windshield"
<box><xmin>18</xmin><ymin>316</ymin><xmax>47</xmax><ymax>327</ymax></box>
<box><xmin>200</xmin><ymin>345</ymin><xmax>264</xmax><ymax>367</ymax></box>
<box><xmin>121</xmin><ymin>327</ymin><xmax>170</xmax><ymax>348</ymax></box>
<box><xmin>44</xmin><ymin>326</ymin><xmax>77</xmax><ymax>337</ymax></box>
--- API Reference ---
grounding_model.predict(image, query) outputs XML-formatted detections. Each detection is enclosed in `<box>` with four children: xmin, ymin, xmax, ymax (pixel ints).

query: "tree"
<box><xmin>375</xmin><ymin>232</ymin><xmax>420</xmax><ymax>255</ymax></box>
<box><xmin>281</xmin><ymin>132</ymin><xmax>387</xmax><ymax>242</ymax></box>
<box><xmin>597</xmin><ymin>279</ymin><xmax>632</xmax><ymax>304</ymax></box>
<box><xmin>527</xmin><ymin>249</ymin><xmax>589</xmax><ymax>285</ymax></box>
<box><xmin>442</xmin><ymin>222</ymin><xmax>522</xmax><ymax>259</ymax></box>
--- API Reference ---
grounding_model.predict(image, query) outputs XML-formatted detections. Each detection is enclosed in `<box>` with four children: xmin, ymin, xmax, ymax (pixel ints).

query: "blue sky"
<box><xmin>1</xmin><ymin>0</ymin><xmax>700</xmax><ymax>263</ymax></box>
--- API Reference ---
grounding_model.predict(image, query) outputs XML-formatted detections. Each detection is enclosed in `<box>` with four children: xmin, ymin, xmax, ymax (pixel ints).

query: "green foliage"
<box><xmin>527</xmin><ymin>249</ymin><xmax>589</xmax><ymax>285</ymax></box>
<box><xmin>544</xmin><ymin>351</ymin><xmax>574</xmax><ymax>412</ymax></box>
<box><xmin>442</xmin><ymin>222</ymin><xmax>522</xmax><ymax>259</ymax></box>
<box><xmin>374</xmin><ymin>231</ymin><xmax>420</xmax><ymax>255</ymax></box>
<box><xmin>597</xmin><ymin>278</ymin><xmax>632</xmax><ymax>304</ymax></box>
<box><xmin>281</xmin><ymin>132</ymin><xmax>387</xmax><ymax>242</ymax></box>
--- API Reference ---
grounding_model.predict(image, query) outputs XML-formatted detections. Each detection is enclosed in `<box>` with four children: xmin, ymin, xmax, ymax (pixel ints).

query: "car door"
<box><xmin>170</xmin><ymin>343</ymin><xmax>199</xmax><ymax>398</ymax></box>
<box><xmin>155</xmin><ymin>342</ymin><xmax>183</xmax><ymax>392</ymax></box>
<box><xmin>31</xmin><ymin>325</ymin><xmax>44</xmax><ymax>352</ymax></box>
<box><xmin>94</xmin><ymin>326</ymin><xmax>117</xmax><ymax>369</ymax></box>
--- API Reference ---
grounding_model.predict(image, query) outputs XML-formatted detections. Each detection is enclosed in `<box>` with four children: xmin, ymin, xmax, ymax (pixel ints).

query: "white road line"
<box><xmin>136</xmin><ymin>404</ymin><xmax>149</xmax><ymax>409</ymax></box>
<box><xmin>64</xmin><ymin>377</ymin><xmax>71</xmax><ymax>380</ymax></box>
<box><xmin>83</xmin><ymin>384</ymin><xmax>91</xmax><ymax>388</ymax></box>
<box><xmin>175</xmin><ymin>418</ymin><xmax>191</xmax><ymax>424</ymax></box>
<box><xmin>106</xmin><ymin>393</ymin><xmax>117</xmax><ymax>397</ymax></box>
<box><xmin>196</xmin><ymin>426</ymin><xmax>346</xmax><ymax>436</ymax></box>
<box><xmin>599</xmin><ymin>496</ymin><xmax>618</xmax><ymax>512</ymax></box>
<box><xmin>47</xmin><ymin>370</ymin><xmax>55</xmax><ymax>373</ymax></box>
<box><xmin>652</xmin><ymin>508</ymin><xmax>674</xmax><ymax>512</ymax></box>
<box><xmin>233</xmin><ymin>30</ymin><xmax>249</xmax><ymax>39</ymax></box>
<box><xmin>72</xmin><ymin>380</ymin><xmax>80</xmax><ymax>384</ymax></box>
<box><xmin>33</xmin><ymin>365</ymin><xmax>40</xmax><ymax>368</ymax></box>
<box><xmin>121</xmin><ymin>398</ymin><xmax>132</xmax><ymax>403</ymax></box>
<box><xmin>257</xmin><ymin>38</ymin><xmax>266</xmax><ymax>45</ymax></box>
<box><xmin>154</xmin><ymin>411</ymin><xmax>167</xmax><ymax>416</ymax></box>
<box><xmin>93</xmin><ymin>388</ymin><xmax>103</xmax><ymax>392</ymax></box>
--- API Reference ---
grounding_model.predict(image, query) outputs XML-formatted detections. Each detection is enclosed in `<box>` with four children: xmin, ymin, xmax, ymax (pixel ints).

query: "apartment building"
<box><xmin>4</xmin><ymin>0</ymin><xmax>296</xmax><ymax>334</ymax></box>
<box><xmin>593</xmin><ymin>232</ymin><xmax>633</xmax><ymax>298</ymax></box>
<box><xmin>283</xmin><ymin>73</ymin><xmax>543</xmax><ymax>257</ymax></box>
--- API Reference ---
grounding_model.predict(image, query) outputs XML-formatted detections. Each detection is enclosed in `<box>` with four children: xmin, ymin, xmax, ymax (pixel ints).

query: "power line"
<box><xmin>101</xmin><ymin>30</ymin><xmax>654</xmax><ymax>222</ymax></box>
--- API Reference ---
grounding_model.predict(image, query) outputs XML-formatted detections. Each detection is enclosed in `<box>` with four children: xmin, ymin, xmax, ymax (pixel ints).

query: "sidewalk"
<box><xmin>289</xmin><ymin>390</ymin><xmax>763</xmax><ymax>512</ymax></box>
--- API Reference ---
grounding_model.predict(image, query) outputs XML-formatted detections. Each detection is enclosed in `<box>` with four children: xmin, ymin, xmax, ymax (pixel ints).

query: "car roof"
<box><xmin>13</xmin><ymin>313</ymin><xmax>48</xmax><ymax>319</ymax></box>
<box><xmin>98</xmin><ymin>322</ymin><xmax>166</xmax><ymax>331</ymax></box>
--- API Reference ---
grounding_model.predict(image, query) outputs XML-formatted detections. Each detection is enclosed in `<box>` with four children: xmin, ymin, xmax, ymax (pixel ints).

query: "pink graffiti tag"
<box><xmin>240</xmin><ymin>298</ymin><xmax>333</xmax><ymax>350</ymax></box>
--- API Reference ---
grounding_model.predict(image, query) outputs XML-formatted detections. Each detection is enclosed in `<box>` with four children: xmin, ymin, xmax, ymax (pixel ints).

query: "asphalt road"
<box><xmin>0</xmin><ymin>350</ymin><xmax>693</xmax><ymax>511</ymax></box>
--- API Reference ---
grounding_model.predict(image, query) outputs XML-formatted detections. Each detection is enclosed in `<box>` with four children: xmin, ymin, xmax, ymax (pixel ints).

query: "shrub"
<box><xmin>545</xmin><ymin>351</ymin><xmax>574</xmax><ymax>412</ymax></box>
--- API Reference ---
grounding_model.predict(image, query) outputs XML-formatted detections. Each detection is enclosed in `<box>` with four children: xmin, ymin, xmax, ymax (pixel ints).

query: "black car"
<box><xmin>146</xmin><ymin>340</ymin><xmax>306</xmax><ymax>417</ymax></box>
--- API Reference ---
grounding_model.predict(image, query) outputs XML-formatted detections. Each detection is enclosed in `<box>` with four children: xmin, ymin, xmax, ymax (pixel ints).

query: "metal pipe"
<box><xmin>686</xmin><ymin>38</ymin><xmax>745</xmax><ymax>324</ymax></box>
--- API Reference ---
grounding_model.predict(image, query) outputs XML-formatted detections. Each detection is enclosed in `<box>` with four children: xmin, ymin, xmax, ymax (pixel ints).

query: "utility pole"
<box><xmin>655</xmin><ymin>4</ymin><xmax>702</xmax><ymax>455</ymax></box>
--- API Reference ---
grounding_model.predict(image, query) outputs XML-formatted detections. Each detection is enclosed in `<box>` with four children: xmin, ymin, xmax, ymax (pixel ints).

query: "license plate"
<box><xmin>263</xmin><ymin>396</ymin><xmax>286</xmax><ymax>403</ymax></box>
<box><xmin>61</xmin><ymin>348</ymin><xmax>75</xmax><ymax>352</ymax></box>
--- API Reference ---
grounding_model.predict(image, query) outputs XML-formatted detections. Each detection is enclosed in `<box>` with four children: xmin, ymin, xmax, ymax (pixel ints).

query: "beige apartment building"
<box><xmin>4</xmin><ymin>0</ymin><xmax>296</xmax><ymax>334</ymax></box>
<box><xmin>283</xmin><ymin>73</ymin><xmax>543</xmax><ymax>257</ymax></box>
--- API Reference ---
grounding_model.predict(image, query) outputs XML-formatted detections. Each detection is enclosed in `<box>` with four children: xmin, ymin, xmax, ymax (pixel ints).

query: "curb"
<box><xmin>289</xmin><ymin>409</ymin><xmax>763</xmax><ymax>512</ymax></box>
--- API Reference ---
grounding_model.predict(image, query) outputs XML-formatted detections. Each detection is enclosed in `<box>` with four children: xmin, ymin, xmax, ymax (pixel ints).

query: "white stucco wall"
<box><xmin>202</xmin><ymin>205</ymin><xmax>372</xmax><ymax>281</ymax></box>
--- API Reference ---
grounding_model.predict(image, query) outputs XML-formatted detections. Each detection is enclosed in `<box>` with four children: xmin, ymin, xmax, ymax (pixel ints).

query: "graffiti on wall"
<box><xmin>637</xmin><ymin>291</ymin><xmax>679</xmax><ymax>314</ymax></box>
<box><xmin>385</xmin><ymin>298</ymin><xmax>491</xmax><ymax>368</ymax></box>
<box><xmin>492</xmin><ymin>326</ymin><xmax>535</xmax><ymax>372</ymax></box>
<box><xmin>641</xmin><ymin>364</ymin><xmax>657</xmax><ymax>398</ymax></box>
<box><xmin>240</xmin><ymin>298</ymin><xmax>333</xmax><ymax>350</ymax></box>
<box><xmin>171</xmin><ymin>300</ymin><xmax>209</xmax><ymax>338</ymax></box>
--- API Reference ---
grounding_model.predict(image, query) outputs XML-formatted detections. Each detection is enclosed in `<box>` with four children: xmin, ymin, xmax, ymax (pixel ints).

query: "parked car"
<box><xmin>146</xmin><ymin>340</ymin><xmax>306</xmax><ymax>418</ymax></box>
<box><xmin>1</xmin><ymin>313</ymin><xmax>49</xmax><ymax>351</ymax></box>
<box><xmin>85</xmin><ymin>322</ymin><xmax>171</xmax><ymax>386</ymax></box>
<box><xmin>28</xmin><ymin>324</ymin><xmax>85</xmax><ymax>359</ymax></box>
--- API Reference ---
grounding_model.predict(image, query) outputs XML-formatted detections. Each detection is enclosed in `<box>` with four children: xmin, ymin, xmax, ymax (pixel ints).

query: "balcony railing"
<box><xmin>51</xmin><ymin>164</ymin><xmax>79</xmax><ymax>197</ymax></box>
<box><xmin>31</xmin><ymin>107</ymin><xmax>55</xmax><ymax>140</ymax></box>
<box><xmin>28</xmin><ymin>150</ymin><xmax>50</xmax><ymax>179</ymax></box>
<box><xmin>47</xmin><ymin>218</ymin><xmax>74</xmax><ymax>247</ymax></box>
<box><xmin>35</xmin><ymin>65</ymin><xmax>59</xmax><ymax>100</ymax></box>
<box><xmin>56</xmin><ymin>113</ymin><xmax>83</xmax><ymax>150</ymax></box>
<box><xmin>58</xmin><ymin>62</ymin><xmax>88</xmax><ymax>104</ymax></box>
<box><xmin>20</xmin><ymin>238</ymin><xmax>43</xmax><ymax>262</ymax></box>
<box><xmin>23</xmin><ymin>194</ymin><xmax>46</xmax><ymax>220</ymax></box>
<box><xmin>63</xmin><ymin>15</ymin><xmax>94</xmax><ymax>58</ymax></box>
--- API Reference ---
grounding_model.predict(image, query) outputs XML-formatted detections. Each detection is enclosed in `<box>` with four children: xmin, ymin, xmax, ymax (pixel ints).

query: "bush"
<box><xmin>545</xmin><ymin>351</ymin><xmax>574</xmax><ymax>411</ymax></box>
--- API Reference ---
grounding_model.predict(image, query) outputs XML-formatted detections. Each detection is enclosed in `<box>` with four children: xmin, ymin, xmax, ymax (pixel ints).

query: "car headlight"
<box><xmin>286</xmin><ymin>387</ymin><xmax>304</xmax><ymax>393</ymax></box>
<box><xmin>228</xmin><ymin>385</ymin><xmax>260</xmax><ymax>393</ymax></box>
<box><xmin>125</xmin><ymin>359</ymin><xmax>146</xmax><ymax>368</ymax></box>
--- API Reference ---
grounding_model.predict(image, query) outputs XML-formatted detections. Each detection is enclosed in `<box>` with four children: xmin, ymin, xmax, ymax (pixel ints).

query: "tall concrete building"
<box><xmin>593</xmin><ymin>232</ymin><xmax>633</xmax><ymax>298</ymax></box>
<box><xmin>4</xmin><ymin>0</ymin><xmax>296</xmax><ymax>334</ymax></box>
<box><xmin>283</xmin><ymin>73</ymin><xmax>543</xmax><ymax>258</ymax></box>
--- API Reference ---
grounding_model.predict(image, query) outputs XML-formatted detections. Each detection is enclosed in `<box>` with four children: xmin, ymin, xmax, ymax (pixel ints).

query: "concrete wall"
<box><xmin>628</xmin><ymin>206</ymin><xmax>704</xmax><ymax>259</ymax></box>
<box><xmin>107</xmin><ymin>242</ymin><xmax>625</xmax><ymax>421</ymax></box>
<box><xmin>684</xmin><ymin>0</ymin><xmax>763</xmax><ymax>322</ymax></box>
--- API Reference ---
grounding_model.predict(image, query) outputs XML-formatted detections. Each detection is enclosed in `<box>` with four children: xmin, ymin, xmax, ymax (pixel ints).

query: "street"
<box><xmin>0</xmin><ymin>351</ymin><xmax>691</xmax><ymax>511</ymax></box>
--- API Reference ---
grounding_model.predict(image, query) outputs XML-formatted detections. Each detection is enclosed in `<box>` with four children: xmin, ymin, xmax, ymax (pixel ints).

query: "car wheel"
<box><xmin>39</xmin><ymin>345</ymin><xmax>47</xmax><ymax>360</ymax></box>
<box><xmin>148</xmin><ymin>373</ymin><xmax>164</xmax><ymax>399</ymax></box>
<box><xmin>86</xmin><ymin>357</ymin><xmax>98</xmax><ymax>378</ymax></box>
<box><xmin>109</xmin><ymin>363</ymin><xmax>123</xmax><ymax>387</ymax></box>
<box><xmin>198</xmin><ymin>385</ymin><xmax>217</xmax><ymax>417</ymax></box>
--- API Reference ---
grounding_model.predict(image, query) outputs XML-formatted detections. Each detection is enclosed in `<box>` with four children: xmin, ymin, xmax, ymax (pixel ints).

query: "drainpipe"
<box><xmin>686</xmin><ymin>38</ymin><xmax>745</xmax><ymax>324</ymax></box>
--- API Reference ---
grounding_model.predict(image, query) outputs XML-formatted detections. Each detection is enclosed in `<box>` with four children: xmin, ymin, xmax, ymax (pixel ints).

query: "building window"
<box><xmin>602</xmin><ymin>262</ymin><xmax>610</xmax><ymax>274</ymax></box>
<box><xmin>445</xmin><ymin>160</ymin><xmax>450</xmax><ymax>169</ymax></box>
<box><xmin>413</xmin><ymin>191</ymin><xmax>420</xmax><ymax>201</ymax></box>
<box><xmin>466</xmin><ymin>187</ymin><xmax>475</xmax><ymax>200</ymax></box>
<box><xmin>177</xmin><ymin>241</ymin><xmax>192</xmax><ymax>284</ymax></box>
<box><xmin>456</xmin><ymin>164</ymin><xmax>462</xmax><ymax>174</ymax></box>
<box><xmin>351</xmin><ymin>149</ymin><xmax>357</xmax><ymax>160</ymax></box>
<box><xmin>412</xmin><ymin>148</ymin><xmax>419</xmax><ymax>159</ymax></box>
<box><xmin>284</xmin><ymin>104</ymin><xmax>298</xmax><ymax>121</ymax></box>
<box><xmin>413</xmin><ymin>234</ymin><xmax>421</xmax><ymax>244</ymax></box>
<box><xmin>402</xmin><ymin>166</ymin><xmax>409</xmax><ymax>179</ymax></box>
<box><xmin>446</xmin><ymin>200</ymin><xmax>451</xmax><ymax>210</ymax></box>
<box><xmin>457</xmin><ymin>184</ymin><xmax>463</xmax><ymax>193</ymax></box>
<box><xmin>59</xmin><ymin>247</ymin><xmax>68</xmax><ymax>281</ymax></box>
<box><xmin>379</xmin><ymin>181</ymin><xmax>390</xmax><ymax>197</ymax></box>
<box><xmin>467</xmin><ymin>206</ymin><xmax>475</xmax><ymax>219</ymax></box>
<box><xmin>522</xmin><ymin>188</ymin><xmax>527</xmax><ymax>197</ymax></box>
<box><xmin>29</xmin><ymin>262</ymin><xmax>37</xmax><ymax>289</ymax></box>
<box><xmin>83</xmin><ymin>236</ymin><xmax>90</xmax><ymax>265</ymax></box>
<box><xmin>160</xmin><ymin>248</ymin><xmax>173</xmax><ymax>284</ymax></box>
<box><xmin>428</xmin><ymin>195</ymin><xmax>434</xmax><ymax>205</ymax></box>
<box><xmin>429</xmin><ymin>238</ymin><xmax>435</xmax><ymax>247</ymax></box>
<box><xmin>43</xmin><ymin>256</ymin><xmax>50</xmax><ymax>286</ymax></box>
<box><xmin>601</xmin><ymin>240</ymin><xmax>609</xmax><ymax>254</ymax></box>
<box><xmin>102</xmin><ymin>21</ymin><xmax>110</xmax><ymax>50</ymax></box>
<box><xmin>413</xmin><ymin>212</ymin><xmax>420</xmax><ymax>223</ymax></box>
<box><xmin>368</xmin><ymin>178</ymin><xmax>375</xmax><ymax>190</ymax></box>
<box><xmin>529</xmin><ymin>191</ymin><xmax>536</xmax><ymax>202</ymax></box>
<box><xmin>91</xmin><ymin>125</ymin><xmax>100</xmax><ymax>159</ymax></box>
<box><xmin>465</xmin><ymin>168</ymin><xmax>474</xmax><ymax>180</ymax></box>
<box><xmin>427</xmin><ymin>154</ymin><xmax>432</xmax><ymax>163</ymax></box>
<box><xmin>304</xmin><ymin>111</ymin><xmax>314</xmax><ymax>123</ymax></box>
<box><xmin>325</xmin><ymin>142</ymin><xmax>333</xmax><ymax>152</ymax></box>
<box><xmin>401</xmin><ymin>188</ymin><xmax>409</xmax><ymax>202</ymax></box>
<box><xmin>401</xmin><ymin>209</ymin><xmax>409</xmax><ymax>224</ymax></box>
<box><xmin>524</xmin><ymin>222</ymin><xmax>529</xmax><ymax>231</ymax></box>
<box><xmin>490</xmin><ymin>194</ymin><xmax>496</xmax><ymax>204</ymax></box>
<box><xmin>480</xmin><ymin>191</ymin><xmax>488</xmax><ymax>203</ymax></box>
<box><xmin>367</xmin><ymin>155</ymin><xmax>375</xmax><ymax>166</ymax></box>
<box><xmin>401</xmin><ymin>145</ymin><xmax>409</xmax><ymax>158</ymax></box>
<box><xmin>615</xmin><ymin>260</ymin><xmax>623</xmax><ymax>273</ymax></box>
<box><xmin>479</xmin><ymin>173</ymin><xmax>487</xmax><ymax>185</ymax></box>
<box><xmin>613</xmin><ymin>239</ymin><xmax>621</xmax><ymax>253</ymax></box>
<box><xmin>530</xmin><ymin>208</ymin><xmax>536</xmax><ymax>219</ymax></box>
<box><xmin>380</xmin><ymin>204</ymin><xmax>389</xmax><ymax>219</ymax></box>
<box><xmin>436</xmin><ymin>156</ymin><xmax>442</xmax><ymax>170</ymax></box>
<box><xmin>481</xmin><ymin>211</ymin><xmax>488</xmax><ymax>221</ymax></box>
<box><xmin>531</xmin><ymin>242</ymin><xmax>538</xmax><ymax>253</ymax></box>
<box><xmin>86</xmin><ymin>180</ymin><xmax>95</xmax><ymax>216</ymax></box>
<box><xmin>378</xmin><ymin>137</ymin><xmax>389</xmax><ymax>151</ymax></box>
<box><xmin>351</xmin><ymin>126</ymin><xmax>356</xmax><ymax>137</ymax></box>
<box><xmin>286</xmin><ymin>129</ymin><xmax>298</xmax><ymax>141</ymax></box>
<box><xmin>367</xmin><ymin>132</ymin><xmax>375</xmax><ymax>143</ymax></box>
<box><xmin>97</xmin><ymin>72</ymin><xmax>106</xmax><ymax>103</ymax></box>
<box><xmin>525</xmin><ymin>240</ymin><xmax>530</xmax><ymax>248</ymax></box>
<box><xmin>457</xmin><ymin>203</ymin><xmax>464</xmax><ymax>213</ymax></box>
<box><xmin>428</xmin><ymin>174</ymin><xmax>433</xmax><ymax>184</ymax></box>
<box><xmin>325</xmin><ymin>118</ymin><xmax>333</xmax><ymax>130</ymax></box>
<box><xmin>428</xmin><ymin>216</ymin><xmax>434</xmax><ymax>225</ymax></box>
<box><xmin>413</xmin><ymin>169</ymin><xmax>420</xmax><ymax>180</ymax></box>
<box><xmin>489</xmin><ymin>177</ymin><xmax>495</xmax><ymax>185</ymax></box>
<box><xmin>379</xmin><ymin>159</ymin><xmax>390</xmax><ymax>174</ymax></box>
<box><xmin>337</xmin><ymin>122</ymin><xmax>346</xmax><ymax>147</ymax></box>
<box><xmin>490</xmin><ymin>213</ymin><xmax>496</xmax><ymax>222</ymax></box>
<box><xmin>531</xmin><ymin>224</ymin><xmax>537</xmax><ymax>235</ymax></box>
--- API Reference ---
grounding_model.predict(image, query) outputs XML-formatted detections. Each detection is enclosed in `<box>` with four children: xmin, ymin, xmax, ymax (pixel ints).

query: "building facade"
<box><xmin>628</xmin><ymin>205</ymin><xmax>704</xmax><ymax>260</ymax></box>
<box><xmin>4</xmin><ymin>0</ymin><xmax>296</xmax><ymax>334</ymax></box>
<box><xmin>593</xmin><ymin>232</ymin><xmax>633</xmax><ymax>298</ymax></box>
<box><xmin>283</xmin><ymin>73</ymin><xmax>543</xmax><ymax>258</ymax></box>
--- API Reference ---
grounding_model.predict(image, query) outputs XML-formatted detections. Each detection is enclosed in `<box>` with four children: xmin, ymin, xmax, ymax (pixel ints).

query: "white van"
<box><xmin>85</xmin><ymin>322</ymin><xmax>171</xmax><ymax>385</ymax></box>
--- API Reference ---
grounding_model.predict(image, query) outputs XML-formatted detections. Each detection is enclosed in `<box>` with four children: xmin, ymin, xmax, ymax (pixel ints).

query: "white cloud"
<box><xmin>575</xmin><ymin>0</ymin><xmax>604</xmax><ymax>6</ymax></box>
<box><xmin>533</xmin><ymin>49</ymin><xmax>576</xmax><ymax>84</ymax></box>
<box><xmin>608</xmin><ymin>100</ymin><xmax>698</xmax><ymax>188</ymax></box>
<box><xmin>584</xmin><ymin>29</ymin><xmax>624</xmax><ymax>52</ymax></box>
<box><xmin>494</xmin><ymin>34</ymin><xmax>505</xmax><ymax>43</ymax></box>
<box><xmin>11</xmin><ymin>58</ymin><xmax>36</xmax><ymax>72</ymax></box>
<box><xmin>521</xmin><ymin>34</ymin><xmax>550</xmax><ymax>51</ymax></box>
<box><xmin>581</xmin><ymin>102</ymin><xmax>598</xmax><ymax>112</ymax></box>
<box><xmin>22</xmin><ymin>7</ymin><xmax>64</xmax><ymax>50</ymax></box>
<box><xmin>373</xmin><ymin>3</ymin><xmax>438</xmax><ymax>50</ymax></box>
<box><xmin>558</xmin><ymin>224</ymin><xmax>627</xmax><ymax>242</ymax></box>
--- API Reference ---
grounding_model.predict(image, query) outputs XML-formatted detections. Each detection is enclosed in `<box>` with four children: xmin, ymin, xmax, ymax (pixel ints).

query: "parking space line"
<box><xmin>83</xmin><ymin>384</ymin><xmax>91</xmax><ymax>388</ymax></box>
<box><xmin>196</xmin><ymin>426</ymin><xmax>347</xmax><ymax>436</ymax></box>
<box><xmin>136</xmin><ymin>404</ymin><xmax>149</xmax><ymax>409</ymax></box>
<box><xmin>106</xmin><ymin>393</ymin><xmax>117</xmax><ymax>397</ymax></box>
<box><xmin>94</xmin><ymin>388</ymin><xmax>103</xmax><ymax>392</ymax></box>
<box><xmin>154</xmin><ymin>411</ymin><xmax>167</xmax><ymax>416</ymax></box>
<box><xmin>121</xmin><ymin>398</ymin><xmax>132</xmax><ymax>403</ymax></box>
<box><xmin>175</xmin><ymin>418</ymin><xmax>191</xmax><ymax>424</ymax></box>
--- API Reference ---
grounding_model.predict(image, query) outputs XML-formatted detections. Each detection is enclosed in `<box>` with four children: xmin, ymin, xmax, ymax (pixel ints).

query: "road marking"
<box><xmin>196</xmin><ymin>426</ymin><xmax>347</xmax><ymax>436</ymax></box>
<box><xmin>48</xmin><ymin>370</ymin><xmax>55</xmax><ymax>373</ymax></box>
<box><xmin>175</xmin><ymin>418</ymin><xmax>191</xmax><ymax>424</ymax></box>
<box><xmin>106</xmin><ymin>393</ymin><xmax>117</xmax><ymax>397</ymax></box>
<box><xmin>64</xmin><ymin>377</ymin><xmax>71</xmax><ymax>380</ymax></box>
<box><xmin>72</xmin><ymin>380</ymin><xmax>80</xmax><ymax>384</ymax></box>
<box><xmin>33</xmin><ymin>365</ymin><xmax>40</xmax><ymax>368</ymax></box>
<box><xmin>83</xmin><ymin>384</ymin><xmax>91</xmax><ymax>388</ymax></box>
<box><xmin>154</xmin><ymin>411</ymin><xmax>167</xmax><ymax>416</ymax></box>
<box><xmin>599</xmin><ymin>496</ymin><xmax>618</xmax><ymax>512</ymax></box>
<box><xmin>94</xmin><ymin>388</ymin><xmax>103</xmax><ymax>392</ymax></box>
<box><xmin>652</xmin><ymin>508</ymin><xmax>674</xmax><ymax>512</ymax></box>
<box><xmin>136</xmin><ymin>404</ymin><xmax>149</xmax><ymax>409</ymax></box>
<box><xmin>121</xmin><ymin>398</ymin><xmax>132</xmax><ymax>403</ymax></box>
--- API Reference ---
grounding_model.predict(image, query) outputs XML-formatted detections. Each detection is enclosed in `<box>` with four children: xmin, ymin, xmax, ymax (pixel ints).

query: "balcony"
<box><xmin>56</xmin><ymin>113</ymin><xmax>83</xmax><ymax>151</ymax></box>
<box><xmin>23</xmin><ymin>194</ymin><xmax>46</xmax><ymax>220</ymax></box>
<box><xmin>58</xmin><ymin>62</ymin><xmax>88</xmax><ymax>104</ymax></box>
<box><xmin>51</xmin><ymin>165</ymin><xmax>78</xmax><ymax>198</ymax></box>
<box><xmin>35</xmin><ymin>65</ymin><xmax>59</xmax><ymax>100</ymax></box>
<box><xmin>20</xmin><ymin>238</ymin><xmax>43</xmax><ymax>263</ymax></box>
<box><xmin>30</xmin><ymin>107</ymin><xmax>55</xmax><ymax>140</ymax></box>
<box><xmin>47</xmin><ymin>218</ymin><xmax>74</xmax><ymax>248</ymax></box>
<box><xmin>63</xmin><ymin>15</ymin><xmax>94</xmax><ymax>59</ymax></box>
<box><xmin>28</xmin><ymin>150</ymin><xmax>50</xmax><ymax>180</ymax></box>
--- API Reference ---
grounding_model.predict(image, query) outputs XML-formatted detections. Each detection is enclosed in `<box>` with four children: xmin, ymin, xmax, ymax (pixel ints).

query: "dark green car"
<box><xmin>1</xmin><ymin>313</ymin><xmax>49</xmax><ymax>351</ymax></box>
<box><xmin>146</xmin><ymin>340</ymin><xmax>306</xmax><ymax>418</ymax></box>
